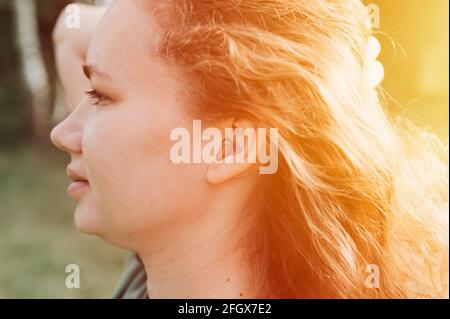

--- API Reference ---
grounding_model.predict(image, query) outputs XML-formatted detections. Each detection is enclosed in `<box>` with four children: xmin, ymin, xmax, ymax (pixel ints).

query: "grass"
<box><xmin>0</xmin><ymin>145</ymin><xmax>127</xmax><ymax>298</ymax></box>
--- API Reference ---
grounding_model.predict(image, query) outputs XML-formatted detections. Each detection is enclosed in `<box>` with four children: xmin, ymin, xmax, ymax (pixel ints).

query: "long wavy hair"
<box><xmin>150</xmin><ymin>0</ymin><xmax>449</xmax><ymax>298</ymax></box>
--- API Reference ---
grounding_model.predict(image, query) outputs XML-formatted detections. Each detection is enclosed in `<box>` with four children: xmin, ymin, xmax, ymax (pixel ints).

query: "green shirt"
<box><xmin>112</xmin><ymin>252</ymin><xmax>148</xmax><ymax>299</ymax></box>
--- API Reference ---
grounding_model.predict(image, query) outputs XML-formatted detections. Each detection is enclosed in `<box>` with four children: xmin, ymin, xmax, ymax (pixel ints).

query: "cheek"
<box><xmin>80</xmin><ymin>104</ymin><xmax>207</xmax><ymax>235</ymax></box>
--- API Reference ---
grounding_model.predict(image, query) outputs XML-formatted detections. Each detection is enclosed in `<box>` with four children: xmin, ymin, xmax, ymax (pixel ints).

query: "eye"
<box><xmin>85</xmin><ymin>89</ymin><xmax>110</xmax><ymax>107</ymax></box>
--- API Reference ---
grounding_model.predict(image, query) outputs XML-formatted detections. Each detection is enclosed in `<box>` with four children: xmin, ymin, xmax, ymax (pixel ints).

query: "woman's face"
<box><xmin>51</xmin><ymin>1</ymin><xmax>210</xmax><ymax>247</ymax></box>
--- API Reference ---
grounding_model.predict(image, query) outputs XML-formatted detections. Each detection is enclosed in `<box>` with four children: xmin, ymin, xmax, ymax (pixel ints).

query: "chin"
<box><xmin>73</xmin><ymin>203</ymin><xmax>129</xmax><ymax>249</ymax></box>
<box><xmin>73</xmin><ymin>204</ymin><xmax>104</xmax><ymax>236</ymax></box>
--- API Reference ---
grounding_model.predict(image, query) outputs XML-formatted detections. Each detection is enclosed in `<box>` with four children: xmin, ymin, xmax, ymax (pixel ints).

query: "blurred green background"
<box><xmin>0</xmin><ymin>0</ymin><xmax>448</xmax><ymax>298</ymax></box>
<box><xmin>0</xmin><ymin>0</ymin><xmax>126</xmax><ymax>298</ymax></box>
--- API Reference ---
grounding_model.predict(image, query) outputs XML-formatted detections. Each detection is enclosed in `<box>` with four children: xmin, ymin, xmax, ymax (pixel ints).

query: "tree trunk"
<box><xmin>13</xmin><ymin>0</ymin><xmax>51</xmax><ymax>143</ymax></box>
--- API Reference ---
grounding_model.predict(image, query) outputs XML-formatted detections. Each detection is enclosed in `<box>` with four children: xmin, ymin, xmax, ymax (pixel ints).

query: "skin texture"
<box><xmin>51</xmin><ymin>0</ymin><xmax>261</xmax><ymax>298</ymax></box>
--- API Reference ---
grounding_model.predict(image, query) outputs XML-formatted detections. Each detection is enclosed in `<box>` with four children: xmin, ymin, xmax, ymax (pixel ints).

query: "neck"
<box><xmin>136</xmin><ymin>196</ymin><xmax>257</xmax><ymax>298</ymax></box>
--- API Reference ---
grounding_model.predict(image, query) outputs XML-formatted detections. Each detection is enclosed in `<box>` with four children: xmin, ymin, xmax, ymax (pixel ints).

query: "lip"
<box><xmin>67</xmin><ymin>180</ymin><xmax>90</xmax><ymax>198</ymax></box>
<box><xmin>66</xmin><ymin>166</ymin><xmax>90</xmax><ymax>199</ymax></box>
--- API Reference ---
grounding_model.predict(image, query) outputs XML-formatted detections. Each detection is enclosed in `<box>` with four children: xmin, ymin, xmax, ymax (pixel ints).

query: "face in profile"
<box><xmin>49</xmin><ymin>0</ymin><xmax>449</xmax><ymax>299</ymax></box>
<box><xmin>50</xmin><ymin>1</ymin><xmax>213</xmax><ymax>248</ymax></box>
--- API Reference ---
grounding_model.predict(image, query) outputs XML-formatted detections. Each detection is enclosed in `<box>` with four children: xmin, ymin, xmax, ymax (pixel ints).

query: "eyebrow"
<box><xmin>82</xmin><ymin>64</ymin><xmax>111</xmax><ymax>80</ymax></box>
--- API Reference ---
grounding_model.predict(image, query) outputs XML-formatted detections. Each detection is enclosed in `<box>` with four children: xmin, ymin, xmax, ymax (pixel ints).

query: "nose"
<box><xmin>50</xmin><ymin>100</ymin><xmax>88</xmax><ymax>154</ymax></box>
<box><xmin>51</xmin><ymin>115</ymin><xmax>82</xmax><ymax>154</ymax></box>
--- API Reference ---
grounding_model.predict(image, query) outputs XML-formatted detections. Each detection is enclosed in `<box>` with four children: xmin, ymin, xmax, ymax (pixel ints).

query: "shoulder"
<box><xmin>111</xmin><ymin>252</ymin><xmax>147</xmax><ymax>299</ymax></box>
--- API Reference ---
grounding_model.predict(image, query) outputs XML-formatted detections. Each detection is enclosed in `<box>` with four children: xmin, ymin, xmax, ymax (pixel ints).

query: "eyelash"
<box><xmin>85</xmin><ymin>89</ymin><xmax>109</xmax><ymax>106</ymax></box>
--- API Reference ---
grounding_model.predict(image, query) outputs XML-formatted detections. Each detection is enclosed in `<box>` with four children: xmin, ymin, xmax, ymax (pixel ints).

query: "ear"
<box><xmin>206</xmin><ymin>118</ymin><xmax>258</xmax><ymax>185</ymax></box>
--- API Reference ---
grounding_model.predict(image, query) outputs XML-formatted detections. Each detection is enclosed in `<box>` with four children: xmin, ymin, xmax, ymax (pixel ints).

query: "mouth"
<box><xmin>66</xmin><ymin>166</ymin><xmax>90</xmax><ymax>199</ymax></box>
